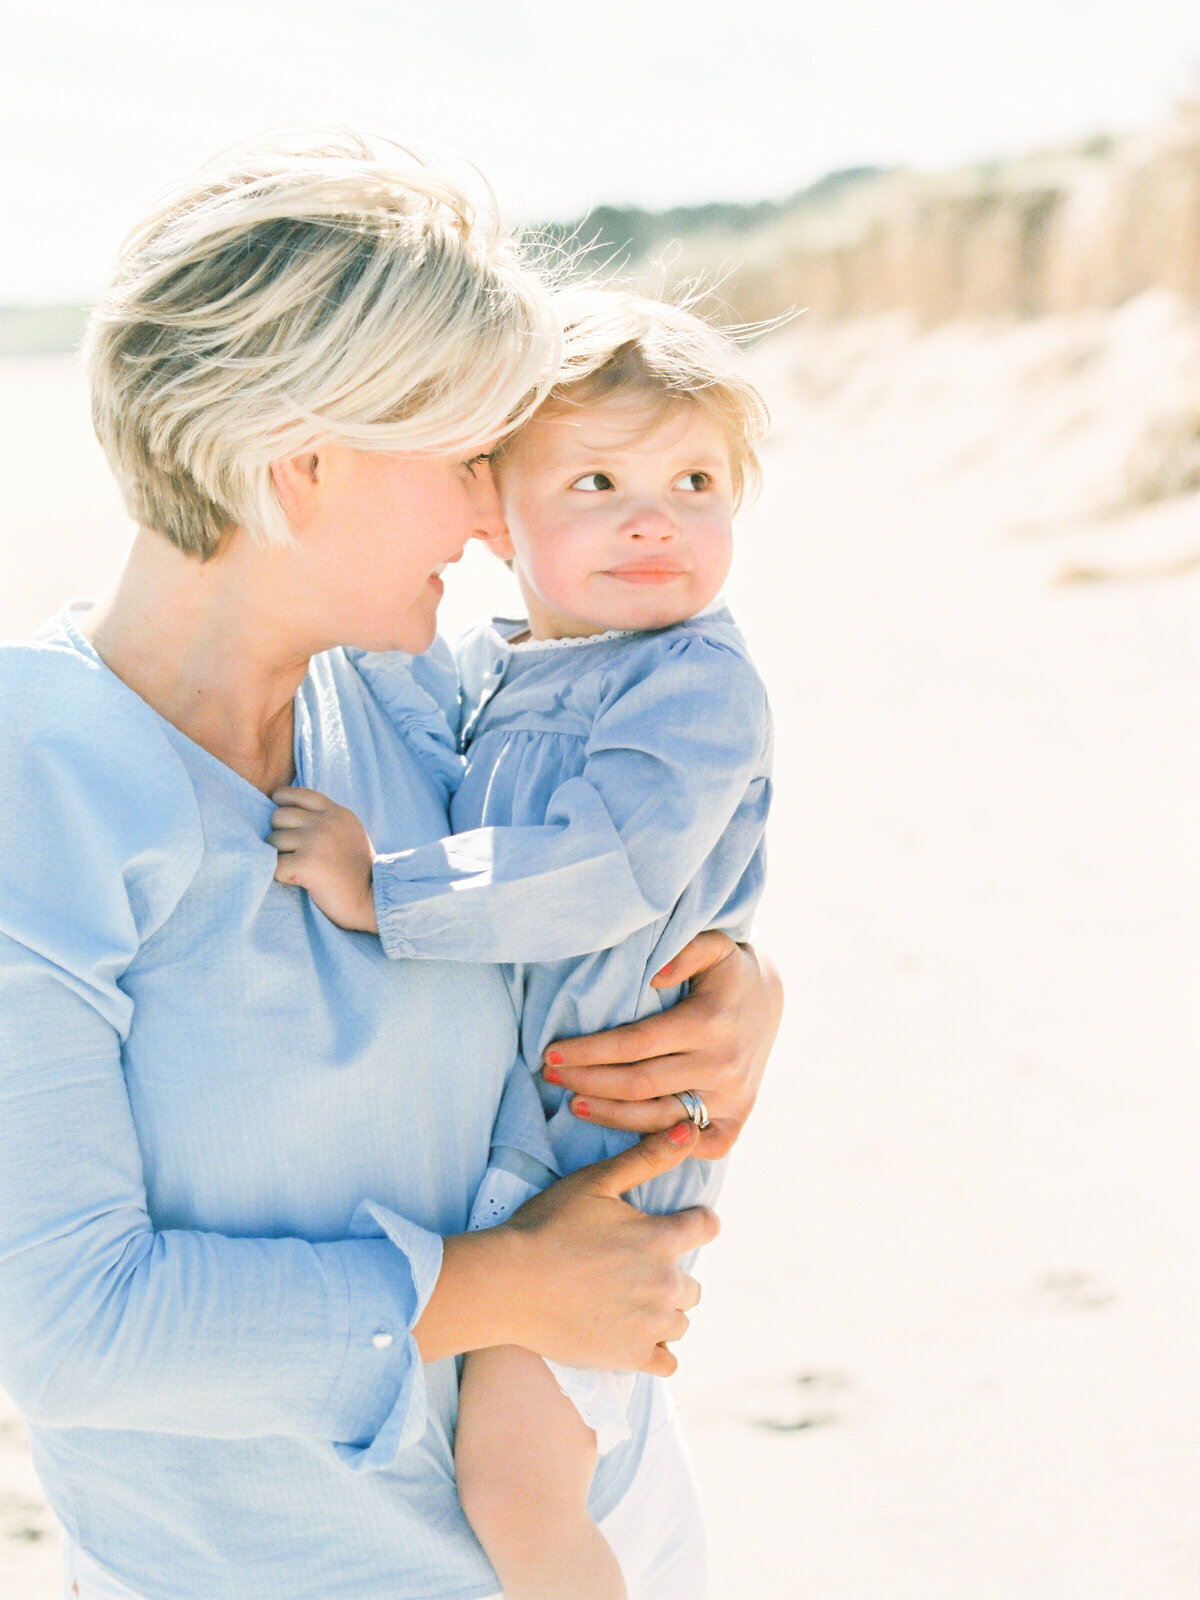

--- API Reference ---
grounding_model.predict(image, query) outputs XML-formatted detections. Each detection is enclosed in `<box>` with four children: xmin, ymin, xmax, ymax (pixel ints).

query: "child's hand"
<box><xmin>269</xmin><ymin>787</ymin><xmax>379</xmax><ymax>934</ymax></box>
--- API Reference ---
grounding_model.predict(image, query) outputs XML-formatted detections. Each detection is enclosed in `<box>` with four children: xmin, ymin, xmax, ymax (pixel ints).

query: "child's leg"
<box><xmin>456</xmin><ymin>1345</ymin><xmax>628</xmax><ymax>1600</ymax></box>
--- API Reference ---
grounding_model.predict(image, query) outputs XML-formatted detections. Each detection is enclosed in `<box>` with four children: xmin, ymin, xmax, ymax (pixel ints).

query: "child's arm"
<box><xmin>275</xmin><ymin>635</ymin><xmax>770</xmax><ymax>960</ymax></box>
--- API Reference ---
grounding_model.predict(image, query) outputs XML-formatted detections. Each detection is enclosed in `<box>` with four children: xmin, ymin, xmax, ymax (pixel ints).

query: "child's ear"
<box><xmin>478</xmin><ymin>524</ymin><xmax>516</xmax><ymax>561</ymax></box>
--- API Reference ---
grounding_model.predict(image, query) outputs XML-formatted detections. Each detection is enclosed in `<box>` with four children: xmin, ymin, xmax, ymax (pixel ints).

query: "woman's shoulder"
<box><xmin>327</xmin><ymin>635</ymin><xmax>460</xmax><ymax>730</ymax></box>
<box><xmin>0</xmin><ymin>614</ymin><xmax>107</xmax><ymax>707</ymax></box>
<box><xmin>0</xmin><ymin>619</ymin><xmax>196</xmax><ymax>779</ymax></box>
<box><xmin>0</xmin><ymin>621</ymin><xmax>206</xmax><ymax>992</ymax></box>
<box><xmin>337</xmin><ymin>637</ymin><xmax>465</xmax><ymax>800</ymax></box>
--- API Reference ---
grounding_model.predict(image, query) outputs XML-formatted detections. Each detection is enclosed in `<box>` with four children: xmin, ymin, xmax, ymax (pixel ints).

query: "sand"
<box><xmin>1</xmin><ymin>298</ymin><xmax>1197</xmax><ymax>1598</ymax></box>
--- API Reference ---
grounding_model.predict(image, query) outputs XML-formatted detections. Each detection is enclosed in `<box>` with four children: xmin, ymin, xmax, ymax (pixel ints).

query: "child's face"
<box><xmin>491</xmin><ymin>394</ymin><xmax>735</xmax><ymax>639</ymax></box>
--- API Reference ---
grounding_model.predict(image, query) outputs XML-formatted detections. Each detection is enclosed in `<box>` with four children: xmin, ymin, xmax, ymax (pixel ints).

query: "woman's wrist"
<box><xmin>411</xmin><ymin>1224</ymin><xmax>525</xmax><ymax>1363</ymax></box>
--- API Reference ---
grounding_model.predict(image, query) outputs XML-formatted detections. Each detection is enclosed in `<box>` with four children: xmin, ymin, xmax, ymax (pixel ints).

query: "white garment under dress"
<box><xmin>63</xmin><ymin>1382</ymin><xmax>707</xmax><ymax>1600</ymax></box>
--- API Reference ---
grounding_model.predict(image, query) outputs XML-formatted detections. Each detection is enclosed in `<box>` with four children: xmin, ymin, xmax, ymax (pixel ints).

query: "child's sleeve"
<box><xmin>372</xmin><ymin>633</ymin><xmax>771</xmax><ymax>963</ymax></box>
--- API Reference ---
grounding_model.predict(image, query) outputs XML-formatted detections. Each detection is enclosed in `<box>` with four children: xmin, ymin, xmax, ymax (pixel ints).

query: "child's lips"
<box><xmin>602</xmin><ymin>563</ymin><xmax>687</xmax><ymax>585</ymax></box>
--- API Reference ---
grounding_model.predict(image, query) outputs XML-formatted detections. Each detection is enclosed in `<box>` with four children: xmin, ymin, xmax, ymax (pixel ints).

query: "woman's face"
<box><xmin>282</xmin><ymin>444</ymin><xmax>504</xmax><ymax>654</ymax></box>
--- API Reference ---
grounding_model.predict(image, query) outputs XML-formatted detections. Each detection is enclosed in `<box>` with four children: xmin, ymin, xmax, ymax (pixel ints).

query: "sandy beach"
<box><xmin>1</xmin><ymin>303</ymin><xmax>1197</xmax><ymax>1598</ymax></box>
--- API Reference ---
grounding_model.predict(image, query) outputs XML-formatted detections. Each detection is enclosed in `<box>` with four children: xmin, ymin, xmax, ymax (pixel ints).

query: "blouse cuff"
<box><xmin>325</xmin><ymin>1203</ymin><xmax>444</xmax><ymax>1472</ymax></box>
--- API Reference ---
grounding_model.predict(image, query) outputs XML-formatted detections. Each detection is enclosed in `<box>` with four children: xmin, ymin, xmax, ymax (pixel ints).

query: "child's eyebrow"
<box><xmin>564</xmin><ymin>438</ymin><xmax>729</xmax><ymax>469</ymax></box>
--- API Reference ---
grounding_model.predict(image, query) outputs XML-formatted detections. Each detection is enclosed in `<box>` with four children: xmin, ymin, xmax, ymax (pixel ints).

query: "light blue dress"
<box><xmin>0</xmin><ymin>608</ymin><xmax>654</xmax><ymax>1600</ymax></box>
<box><xmin>367</xmin><ymin>608</ymin><xmax>773</xmax><ymax>1446</ymax></box>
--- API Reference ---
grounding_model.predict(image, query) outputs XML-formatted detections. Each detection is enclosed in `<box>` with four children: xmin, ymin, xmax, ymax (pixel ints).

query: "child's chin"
<box><xmin>619</xmin><ymin>598</ymin><xmax>702</xmax><ymax>632</ymax></box>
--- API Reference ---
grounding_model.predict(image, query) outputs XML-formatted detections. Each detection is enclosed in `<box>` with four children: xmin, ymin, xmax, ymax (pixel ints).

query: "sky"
<box><xmin>5</xmin><ymin>0</ymin><xmax>1200</xmax><ymax>304</ymax></box>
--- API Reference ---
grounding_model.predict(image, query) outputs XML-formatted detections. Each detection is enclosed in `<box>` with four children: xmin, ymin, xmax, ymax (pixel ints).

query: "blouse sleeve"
<box><xmin>0</xmin><ymin>647</ymin><xmax>441</xmax><ymax>1470</ymax></box>
<box><xmin>373</xmin><ymin>632</ymin><xmax>771</xmax><ymax>963</ymax></box>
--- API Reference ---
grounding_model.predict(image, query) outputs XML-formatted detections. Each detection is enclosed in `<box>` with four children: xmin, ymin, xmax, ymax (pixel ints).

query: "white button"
<box><xmin>371</xmin><ymin>1332</ymin><xmax>394</xmax><ymax>1349</ymax></box>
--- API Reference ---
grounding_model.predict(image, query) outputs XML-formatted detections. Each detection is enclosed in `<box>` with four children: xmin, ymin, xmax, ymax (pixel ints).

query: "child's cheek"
<box><xmin>537</xmin><ymin>526</ymin><xmax>582</xmax><ymax>599</ymax></box>
<box><xmin>545</xmin><ymin>547</ymin><xmax>584</xmax><ymax>609</ymax></box>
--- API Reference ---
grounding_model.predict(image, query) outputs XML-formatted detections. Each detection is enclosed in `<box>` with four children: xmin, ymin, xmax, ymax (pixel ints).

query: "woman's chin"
<box><xmin>390</xmin><ymin>608</ymin><xmax>439</xmax><ymax>656</ymax></box>
<box><xmin>346</xmin><ymin>594</ymin><xmax>440</xmax><ymax>657</ymax></box>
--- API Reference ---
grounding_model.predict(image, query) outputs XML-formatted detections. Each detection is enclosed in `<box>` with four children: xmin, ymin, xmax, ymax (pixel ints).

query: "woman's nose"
<box><xmin>467</xmin><ymin>459</ymin><xmax>506</xmax><ymax>543</ymax></box>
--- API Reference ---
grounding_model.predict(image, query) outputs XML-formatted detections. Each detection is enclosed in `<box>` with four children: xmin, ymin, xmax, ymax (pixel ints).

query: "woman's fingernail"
<box><xmin>544</xmin><ymin>1050</ymin><xmax>564</xmax><ymax>1067</ymax></box>
<box><xmin>543</xmin><ymin>1065</ymin><xmax>563</xmax><ymax>1085</ymax></box>
<box><xmin>573</xmin><ymin>1100</ymin><xmax>592</xmax><ymax>1118</ymax></box>
<box><xmin>668</xmin><ymin>1121</ymin><xmax>693</xmax><ymax>1145</ymax></box>
<box><xmin>655</xmin><ymin>963</ymin><xmax>672</xmax><ymax>980</ymax></box>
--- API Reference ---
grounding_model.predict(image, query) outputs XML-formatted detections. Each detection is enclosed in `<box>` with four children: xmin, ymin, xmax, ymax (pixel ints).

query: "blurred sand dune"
<box><xmin>1</xmin><ymin>290</ymin><xmax>1197</xmax><ymax>1597</ymax></box>
<box><xmin>604</xmin><ymin>107</ymin><xmax>1200</xmax><ymax>331</ymax></box>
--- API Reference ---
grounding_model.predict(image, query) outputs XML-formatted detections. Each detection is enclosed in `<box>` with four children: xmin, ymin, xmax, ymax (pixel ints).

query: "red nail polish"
<box><xmin>543</xmin><ymin>1065</ymin><xmax>563</xmax><ymax>1085</ymax></box>
<box><xmin>655</xmin><ymin>963</ymin><xmax>672</xmax><ymax>980</ymax></box>
<box><xmin>544</xmin><ymin>1050</ymin><xmax>564</xmax><ymax>1067</ymax></box>
<box><xmin>573</xmin><ymin>1099</ymin><xmax>592</xmax><ymax>1118</ymax></box>
<box><xmin>668</xmin><ymin>1121</ymin><xmax>692</xmax><ymax>1145</ymax></box>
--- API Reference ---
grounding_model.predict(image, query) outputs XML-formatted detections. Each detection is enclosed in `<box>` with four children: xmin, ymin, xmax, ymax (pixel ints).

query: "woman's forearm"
<box><xmin>0</xmin><ymin>979</ymin><xmax>709</xmax><ymax>1454</ymax></box>
<box><xmin>0</xmin><ymin>968</ymin><xmax>436</xmax><ymax>1456</ymax></box>
<box><xmin>412</xmin><ymin>1227</ymin><xmax>522</xmax><ymax>1363</ymax></box>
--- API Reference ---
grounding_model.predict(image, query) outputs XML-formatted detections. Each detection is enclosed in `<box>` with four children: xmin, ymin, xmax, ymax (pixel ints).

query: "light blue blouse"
<box><xmin>369</xmin><ymin>609</ymin><xmax>773</xmax><ymax>1208</ymax></box>
<box><xmin>0</xmin><ymin>610</ymin><xmax>652</xmax><ymax>1600</ymax></box>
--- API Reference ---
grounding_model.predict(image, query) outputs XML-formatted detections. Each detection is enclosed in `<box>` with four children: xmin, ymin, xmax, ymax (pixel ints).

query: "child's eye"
<box><xmin>463</xmin><ymin>453</ymin><xmax>492</xmax><ymax>476</ymax></box>
<box><xmin>673</xmin><ymin>471</ymin><xmax>710</xmax><ymax>492</ymax></box>
<box><xmin>571</xmin><ymin>472</ymin><xmax>615</xmax><ymax>492</ymax></box>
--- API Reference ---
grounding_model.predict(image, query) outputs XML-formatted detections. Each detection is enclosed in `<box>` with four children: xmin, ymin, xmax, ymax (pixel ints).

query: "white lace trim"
<box><xmin>505</xmin><ymin>626</ymin><xmax>636</xmax><ymax>653</ymax></box>
<box><xmin>493</xmin><ymin>595</ymin><xmax>728</xmax><ymax>655</ymax></box>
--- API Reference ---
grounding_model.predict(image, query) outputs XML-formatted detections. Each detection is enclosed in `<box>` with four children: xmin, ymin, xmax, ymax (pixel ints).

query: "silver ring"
<box><xmin>674</xmin><ymin>1090</ymin><xmax>711</xmax><ymax>1130</ymax></box>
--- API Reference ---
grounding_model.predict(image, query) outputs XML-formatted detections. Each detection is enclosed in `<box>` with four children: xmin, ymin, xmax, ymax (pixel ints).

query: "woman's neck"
<box><xmin>80</xmin><ymin>527</ymin><xmax>315</xmax><ymax>795</ymax></box>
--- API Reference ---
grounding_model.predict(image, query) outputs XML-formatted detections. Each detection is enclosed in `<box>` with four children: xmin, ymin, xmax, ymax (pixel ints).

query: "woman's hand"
<box><xmin>540</xmin><ymin>933</ymin><xmax>783</xmax><ymax>1159</ymax></box>
<box><xmin>415</xmin><ymin>1125</ymin><xmax>718</xmax><ymax>1375</ymax></box>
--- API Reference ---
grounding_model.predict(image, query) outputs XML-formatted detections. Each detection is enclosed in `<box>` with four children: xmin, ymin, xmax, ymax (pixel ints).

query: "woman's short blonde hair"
<box><xmin>510</xmin><ymin>286</ymin><xmax>769</xmax><ymax>507</ymax></box>
<box><xmin>85</xmin><ymin>129</ymin><xmax>559</xmax><ymax>557</ymax></box>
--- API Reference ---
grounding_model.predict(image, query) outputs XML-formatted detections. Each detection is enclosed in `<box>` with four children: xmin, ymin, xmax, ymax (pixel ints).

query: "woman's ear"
<box><xmin>270</xmin><ymin>453</ymin><xmax>320</xmax><ymax>529</ymax></box>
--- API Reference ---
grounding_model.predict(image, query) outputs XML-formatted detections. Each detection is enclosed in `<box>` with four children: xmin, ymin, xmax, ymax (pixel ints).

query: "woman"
<box><xmin>0</xmin><ymin>131</ymin><xmax>781</xmax><ymax>1600</ymax></box>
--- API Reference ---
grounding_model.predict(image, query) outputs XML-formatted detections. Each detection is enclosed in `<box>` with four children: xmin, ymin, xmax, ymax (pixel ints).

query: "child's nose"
<box><xmin>621</xmin><ymin>502</ymin><xmax>677</xmax><ymax>539</ymax></box>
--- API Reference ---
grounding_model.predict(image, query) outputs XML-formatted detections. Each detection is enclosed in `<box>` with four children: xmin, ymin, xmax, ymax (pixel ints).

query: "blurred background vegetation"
<box><xmin>10</xmin><ymin>109</ymin><xmax>1200</xmax><ymax>353</ymax></box>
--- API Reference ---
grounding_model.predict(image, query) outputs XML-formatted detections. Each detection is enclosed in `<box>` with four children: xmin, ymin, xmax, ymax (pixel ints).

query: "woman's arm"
<box><xmin>540</xmin><ymin>933</ymin><xmax>784</xmax><ymax>1160</ymax></box>
<box><xmin>0</xmin><ymin>948</ymin><xmax>715</xmax><ymax>1456</ymax></box>
<box><xmin>0</xmin><ymin>668</ymin><xmax>437</xmax><ymax>1460</ymax></box>
<box><xmin>0</xmin><ymin>945</ymin><xmax>439</xmax><ymax>1451</ymax></box>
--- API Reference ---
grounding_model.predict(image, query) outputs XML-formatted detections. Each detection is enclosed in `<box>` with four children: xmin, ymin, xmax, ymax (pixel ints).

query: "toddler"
<box><xmin>271</xmin><ymin>288</ymin><xmax>773</xmax><ymax>1599</ymax></box>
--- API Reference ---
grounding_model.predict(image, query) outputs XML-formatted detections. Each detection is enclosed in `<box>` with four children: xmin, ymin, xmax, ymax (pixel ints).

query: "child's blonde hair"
<box><xmin>85</xmin><ymin>127</ymin><xmax>558</xmax><ymax>558</ymax></box>
<box><xmin>514</xmin><ymin>286</ymin><xmax>769</xmax><ymax>507</ymax></box>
